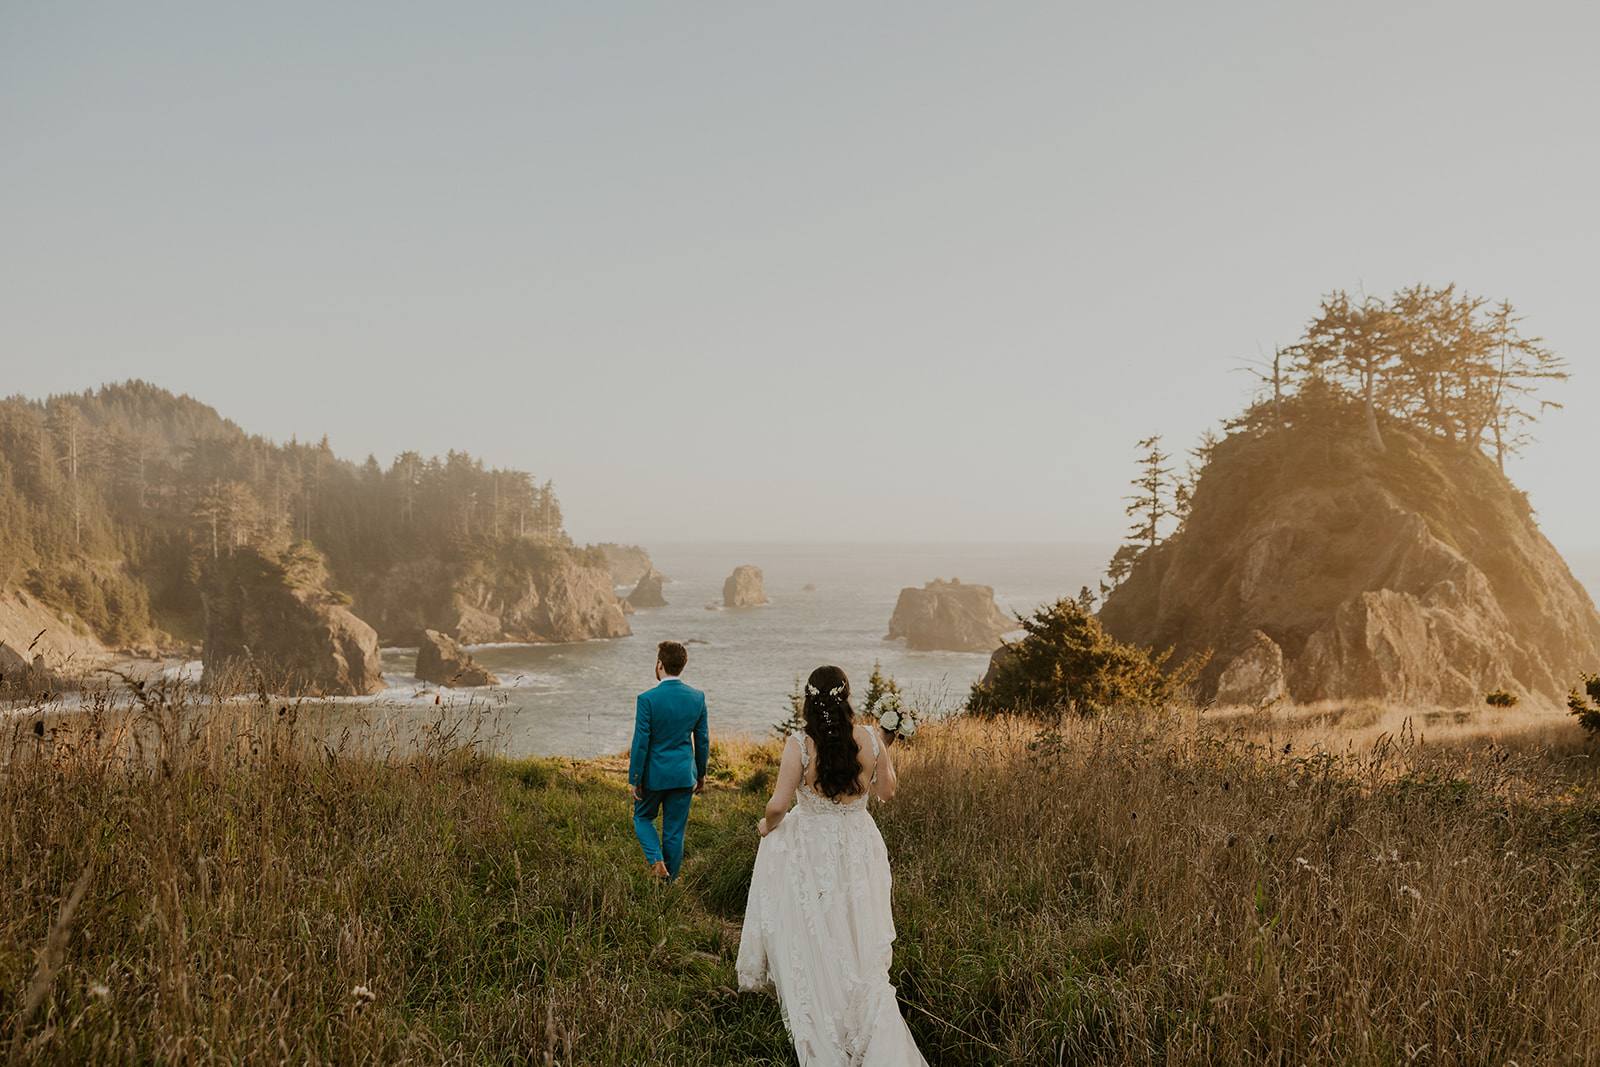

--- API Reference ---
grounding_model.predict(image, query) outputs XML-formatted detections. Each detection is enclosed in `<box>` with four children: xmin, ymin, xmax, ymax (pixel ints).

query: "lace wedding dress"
<box><xmin>736</xmin><ymin>728</ymin><xmax>928</xmax><ymax>1066</ymax></box>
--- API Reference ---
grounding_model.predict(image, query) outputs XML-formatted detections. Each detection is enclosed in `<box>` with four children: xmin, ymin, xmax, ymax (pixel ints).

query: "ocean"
<box><xmin>376</xmin><ymin>542</ymin><xmax>1112</xmax><ymax>759</ymax></box>
<box><xmin>340</xmin><ymin>541</ymin><xmax>1596</xmax><ymax>761</ymax></box>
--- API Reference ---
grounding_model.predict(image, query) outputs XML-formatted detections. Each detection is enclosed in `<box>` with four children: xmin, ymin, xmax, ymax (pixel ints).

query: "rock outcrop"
<box><xmin>355</xmin><ymin>550</ymin><xmax>632</xmax><ymax>646</ymax></box>
<box><xmin>886</xmin><ymin>579</ymin><xmax>1017</xmax><ymax>652</ymax></box>
<box><xmin>1214</xmin><ymin>629</ymin><xmax>1287</xmax><ymax>706</ymax></box>
<box><xmin>0</xmin><ymin>640</ymin><xmax>64</xmax><ymax>695</ymax></box>
<box><xmin>723</xmin><ymin>566</ymin><xmax>769</xmax><ymax>608</ymax></box>
<box><xmin>415</xmin><ymin>629</ymin><xmax>499</xmax><ymax>687</ymax></box>
<box><xmin>1099</xmin><ymin>425</ymin><xmax>1600</xmax><ymax>708</ymax></box>
<box><xmin>626</xmin><ymin>570</ymin><xmax>669</xmax><ymax>609</ymax></box>
<box><xmin>200</xmin><ymin>547</ymin><xmax>386</xmax><ymax>697</ymax></box>
<box><xmin>0</xmin><ymin>589</ymin><xmax>110</xmax><ymax>683</ymax></box>
<box><xmin>522</xmin><ymin>562</ymin><xmax>633</xmax><ymax>642</ymax></box>
<box><xmin>598</xmin><ymin>543</ymin><xmax>667</xmax><ymax>588</ymax></box>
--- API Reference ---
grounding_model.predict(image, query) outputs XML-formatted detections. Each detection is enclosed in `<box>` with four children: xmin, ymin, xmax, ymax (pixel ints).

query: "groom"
<box><xmin>629</xmin><ymin>640</ymin><xmax>709</xmax><ymax>883</ymax></box>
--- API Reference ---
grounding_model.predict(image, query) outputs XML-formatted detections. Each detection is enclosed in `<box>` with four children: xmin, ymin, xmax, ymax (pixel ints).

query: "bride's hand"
<box><xmin>878</xmin><ymin>725</ymin><xmax>896</xmax><ymax>746</ymax></box>
<box><xmin>757</xmin><ymin>816</ymin><xmax>770</xmax><ymax>837</ymax></box>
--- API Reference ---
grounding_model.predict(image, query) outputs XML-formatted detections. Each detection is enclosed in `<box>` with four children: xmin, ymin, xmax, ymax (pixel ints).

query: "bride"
<box><xmin>736</xmin><ymin>665</ymin><xmax>928</xmax><ymax>1066</ymax></box>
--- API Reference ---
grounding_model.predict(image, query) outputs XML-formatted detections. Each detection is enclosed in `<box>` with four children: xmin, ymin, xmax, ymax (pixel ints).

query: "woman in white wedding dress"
<box><xmin>736</xmin><ymin>665</ymin><xmax>928</xmax><ymax>1066</ymax></box>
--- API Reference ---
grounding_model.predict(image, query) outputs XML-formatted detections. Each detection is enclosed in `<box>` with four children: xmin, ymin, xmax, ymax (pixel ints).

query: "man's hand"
<box><xmin>631</xmin><ymin>782</ymin><xmax>643</xmax><ymax>802</ymax></box>
<box><xmin>694</xmin><ymin>775</ymin><xmax>706</xmax><ymax>795</ymax></box>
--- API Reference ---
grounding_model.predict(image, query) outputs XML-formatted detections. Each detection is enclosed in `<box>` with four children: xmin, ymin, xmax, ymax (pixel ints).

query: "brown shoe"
<box><xmin>649</xmin><ymin>861</ymin><xmax>670</xmax><ymax>880</ymax></box>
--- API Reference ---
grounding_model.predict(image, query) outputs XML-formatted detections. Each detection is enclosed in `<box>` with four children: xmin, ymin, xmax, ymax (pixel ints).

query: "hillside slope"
<box><xmin>1099</xmin><ymin>422</ymin><xmax>1600</xmax><ymax>707</ymax></box>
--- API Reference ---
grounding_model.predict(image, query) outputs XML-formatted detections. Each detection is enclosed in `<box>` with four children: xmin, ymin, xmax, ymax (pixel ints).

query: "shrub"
<box><xmin>1569</xmin><ymin>673</ymin><xmax>1600</xmax><ymax>738</ymax></box>
<box><xmin>966</xmin><ymin>597</ymin><xmax>1205</xmax><ymax>717</ymax></box>
<box><xmin>1486</xmin><ymin>689</ymin><xmax>1519</xmax><ymax>708</ymax></box>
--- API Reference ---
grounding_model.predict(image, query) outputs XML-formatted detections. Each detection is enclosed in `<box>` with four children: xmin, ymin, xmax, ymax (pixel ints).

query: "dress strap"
<box><xmin>793</xmin><ymin>732</ymin><xmax>810</xmax><ymax>770</ymax></box>
<box><xmin>869</xmin><ymin>726</ymin><xmax>879</xmax><ymax>759</ymax></box>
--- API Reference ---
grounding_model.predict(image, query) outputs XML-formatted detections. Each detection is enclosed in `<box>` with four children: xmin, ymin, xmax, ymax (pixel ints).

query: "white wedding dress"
<box><xmin>736</xmin><ymin>728</ymin><xmax>928</xmax><ymax>1066</ymax></box>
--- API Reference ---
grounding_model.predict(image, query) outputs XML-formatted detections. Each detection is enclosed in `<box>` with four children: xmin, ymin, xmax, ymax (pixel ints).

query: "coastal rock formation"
<box><xmin>0</xmin><ymin>641</ymin><xmax>64</xmax><ymax>694</ymax></box>
<box><xmin>415</xmin><ymin>629</ymin><xmax>499</xmax><ymax>687</ymax></box>
<box><xmin>520</xmin><ymin>562</ymin><xmax>634</xmax><ymax>642</ymax></box>
<box><xmin>886</xmin><ymin>579</ymin><xmax>1016</xmax><ymax>653</ymax></box>
<box><xmin>357</xmin><ymin>551</ymin><xmax>631</xmax><ymax>645</ymax></box>
<box><xmin>723</xmin><ymin>566</ymin><xmax>769</xmax><ymax>608</ymax></box>
<box><xmin>980</xmin><ymin>644</ymin><xmax>1015</xmax><ymax>688</ymax></box>
<box><xmin>1213</xmin><ymin>629</ymin><xmax>1287</xmax><ymax>706</ymax></box>
<box><xmin>199</xmin><ymin>547</ymin><xmax>386</xmax><ymax>697</ymax></box>
<box><xmin>1099</xmin><ymin>425</ymin><xmax>1600</xmax><ymax>708</ymax></box>
<box><xmin>598</xmin><ymin>543</ymin><xmax>668</xmax><ymax>588</ymax></box>
<box><xmin>0</xmin><ymin>589</ymin><xmax>109</xmax><ymax>681</ymax></box>
<box><xmin>626</xmin><ymin>570</ymin><xmax>669</xmax><ymax>609</ymax></box>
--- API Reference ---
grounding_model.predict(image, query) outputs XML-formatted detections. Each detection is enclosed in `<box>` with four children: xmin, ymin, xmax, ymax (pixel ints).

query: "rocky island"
<box><xmin>886</xmin><ymin>579</ymin><xmax>1016</xmax><ymax>652</ymax></box>
<box><xmin>625</xmin><ymin>569</ymin><xmax>669</xmax><ymax>608</ymax></box>
<box><xmin>723</xmin><ymin>565</ymin><xmax>768</xmax><ymax>608</ymax></box>
<box><xmin>1100</xmin><ymin>377</ymin><xmax>1600</xmax><ymax>709</ymax></box>
<box><xmin>415</xmin><ymin>629</ymin><xmax>499</xmax><ymax>687</ymax></box>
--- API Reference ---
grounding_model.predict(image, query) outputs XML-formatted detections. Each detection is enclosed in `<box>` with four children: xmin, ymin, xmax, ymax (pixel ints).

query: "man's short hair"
<box><xmin>657</xmin><ymin>640</ymin><xmax>688</xmax><ymax>676</ymax></box>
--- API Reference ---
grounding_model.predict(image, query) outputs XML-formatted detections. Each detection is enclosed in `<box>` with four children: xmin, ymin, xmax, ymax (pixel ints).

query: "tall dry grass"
<box><xmin>0</xmin><ymin>674</ymin><xmax>783</xmax><ymax>1065</ymax></box>
<box><xmin>876</xmin><ymin>709</ymin><xmax>1600</xmax><ymax>1064</ymax></box>
<box><xmin>8</xmin><ymin>666</ymin><xmax>1600</xmax><ymax>1065</ymax></box>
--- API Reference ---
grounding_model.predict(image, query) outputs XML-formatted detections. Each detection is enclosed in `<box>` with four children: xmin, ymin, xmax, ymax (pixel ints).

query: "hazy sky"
<box><xmin>3</xmin><ymin>2</ymin><xmax>1596</xmax><ymax>553</ymax></box>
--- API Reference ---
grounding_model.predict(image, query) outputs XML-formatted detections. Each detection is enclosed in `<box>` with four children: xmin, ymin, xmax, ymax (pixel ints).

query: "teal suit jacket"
<box><xmin>629</xmin><ymin>677</ymin><xmax>709</xmax><ymax>792</ymax></box>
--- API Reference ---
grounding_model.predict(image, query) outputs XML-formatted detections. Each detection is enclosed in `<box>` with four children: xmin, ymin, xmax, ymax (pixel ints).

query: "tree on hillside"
<box><xmin>1173</xmin><ymin>429</ymin><xmax>1219</xmax><ymax>526</ymax></box>
<box><xmin>1127</xmin><ymin>435</ymin><xmax>1172</xmax><ymax>551</ymax></box>
<box><xmin>1287</xmin><ymin>291</ymin><xmax>1399</xmax><ymax>452</ymax></box>
<box><xmin>1107</xmin><ymin>436</ymin><xmax>1176</xmax><ymax>588</ymax></box>
<box><xmin>1480</xmin><ymin>300</ymin><xmax>1567</xmax><ymax>470</ymax></box>
<box><xmin>1282</xmin><ymin>285</ymin><xmax>1567</xmax><ymax>465</ymax></box>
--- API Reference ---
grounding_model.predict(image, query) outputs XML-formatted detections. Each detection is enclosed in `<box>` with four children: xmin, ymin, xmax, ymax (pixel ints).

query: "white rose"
<box><xmin>900</xmin><ymin>716</ymin><xmax>916</xmax><ymax>738</ymax></box>
<box><xmin>879</xmin><ymin>708</ymin><xmax>900</xmax><ymax>731</ymax></box>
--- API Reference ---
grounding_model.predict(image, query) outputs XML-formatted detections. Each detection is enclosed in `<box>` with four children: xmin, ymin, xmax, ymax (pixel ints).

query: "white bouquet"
<box><xmin>875</xmin><ymin>694</ymin><xmax>917</xmax><ymax>741</ymax></box>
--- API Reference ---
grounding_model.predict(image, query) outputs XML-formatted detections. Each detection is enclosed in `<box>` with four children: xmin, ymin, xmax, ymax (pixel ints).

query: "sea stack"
<box><xmin>886</xmin><ymin>579</ymin><xmax>1016</xmax><ymax>652</ymax></box>
<box><xmin>415</xmin><ymin>629</ymin><xmax>499</xmax><ymax>688</ymax></box>
<box><xmin>626</xmin><ymin>569</ymin><xmax>669</xmax><ymax>609</ymax></box>
<box><xmin>723</xmin><ymin>566</ymin><xmax>769</xmax><ymax>608</ymax></box>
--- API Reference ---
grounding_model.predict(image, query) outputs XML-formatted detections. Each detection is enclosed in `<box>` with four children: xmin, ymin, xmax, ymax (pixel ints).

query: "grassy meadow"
<box><xmin>4</xmin><ymin>679</ymin><xmax>1600</xmax><ymax>1065</ymax></box>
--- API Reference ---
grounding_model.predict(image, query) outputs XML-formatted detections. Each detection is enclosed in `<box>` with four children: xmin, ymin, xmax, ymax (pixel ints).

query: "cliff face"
<box><xmin>200</xmin><ymin>547</ymin><xmax>386</xmax><ymax>697</ymax></box>
<box><xmin>597</xmin><ymin>544</ymin><xmax>664</xmax><ymax>588</ymax></box>
<box><xmin>887</xmin><ymin>579</ymin><xmax>1017</xmax><ymax>653</ymax></box>
<box><xmin>354</xmin><ymin>548</ymin><xmax>631</xmax><ymax>645</ymax></box>
<box><xmin>1099</xmin><ymin>426</ymin><xmax>1600</xmax><ymax>708</ymax></box>
<box><xmin>0</xmin><ymin>589</ymin><xmax>110</xmax><ymax>680</ymax></box>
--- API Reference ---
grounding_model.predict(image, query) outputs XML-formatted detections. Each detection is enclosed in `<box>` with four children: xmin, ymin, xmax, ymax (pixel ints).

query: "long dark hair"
<box><xmin>802</xmin><ymin>665</ymin><xmax>861</xmax><ymax>800</ymax></box>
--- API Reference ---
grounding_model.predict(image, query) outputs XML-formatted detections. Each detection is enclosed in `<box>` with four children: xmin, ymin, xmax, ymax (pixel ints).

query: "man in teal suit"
<box><xmin>629</xmin><ymin>640</ymin><xmax>709</xmax><ymax>882</ymax></box>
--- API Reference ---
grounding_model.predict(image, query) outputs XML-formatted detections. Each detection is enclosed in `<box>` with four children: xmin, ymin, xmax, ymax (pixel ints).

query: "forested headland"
<box><xmin>0</xmin><ymin>380</ymin><xmax>584</xmax><ymax>653</ymax></box>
